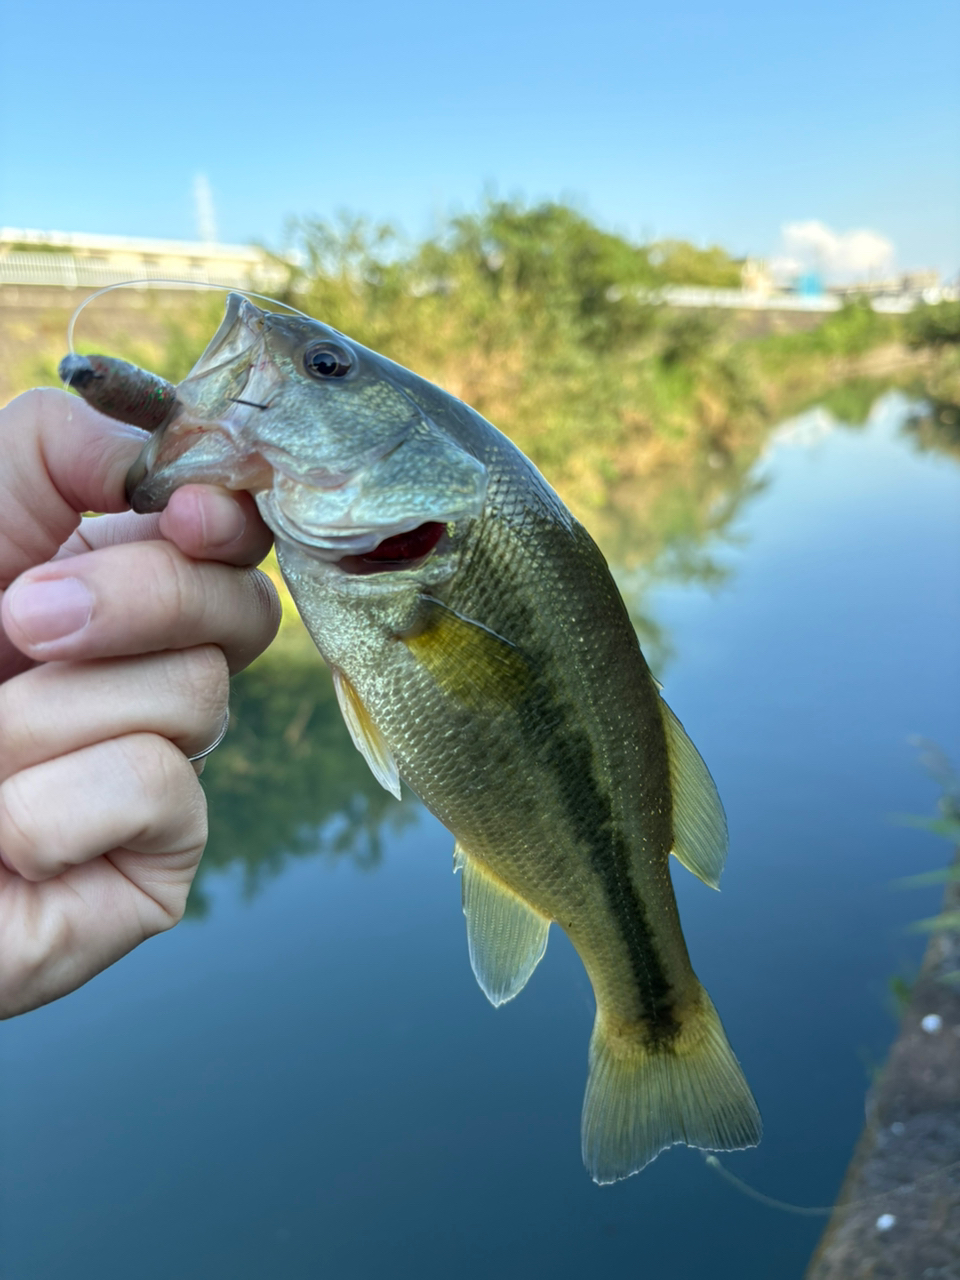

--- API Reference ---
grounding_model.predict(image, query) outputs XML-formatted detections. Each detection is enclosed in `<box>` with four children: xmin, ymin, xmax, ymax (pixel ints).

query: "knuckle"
<box><xmin>177</xmin><ymin>645</ymin><xmax>230</xmax><ymax>720</ymax></box>
<box><xmin>16</xmin><ymin>386</ymin><xmax>60</xmax><ymax>431</ymax></box>
<box><xmin>135</xmin><ymin>540</ymin><xmax>196</xmax><ymax>623</ymax></box>
<box><xmin>0</xmin><ymin>676</ymin><xmax>41</xmax><ymax>773</ymax></box>
<box><xmin>127</xmin><ymin>733</ymin><xmax>189</xmax><ymax>805</ymax></box>
<box><xmin>155</xmin><ymin>900</ymin><xmax>185</xmax><ymax>932</ymax></box>
<box><xmin>125</xmin><ymin>735</ymin><xmax>208</xmax><ymax>860</ymax></box>
<box><xmin>35</xmin><ymin>386</ymin><xmax>72</xmax><ymax>424</ymax></box>
<box><xmin>0</xmin><ymin>772</ymin><xmax>44</xmax><ymax>878</ymax></box>
<box><xmin>6</xmin><ymin>388</ymin><xmax>39</xmax><ymax>431</ymax></box>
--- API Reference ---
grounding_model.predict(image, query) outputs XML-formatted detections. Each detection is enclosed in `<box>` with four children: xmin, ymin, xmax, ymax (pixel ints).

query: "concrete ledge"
<box><xmin>806</xmin><ymin>855</ymin><xmax>960</xmax><ymax>1279</ymax></box>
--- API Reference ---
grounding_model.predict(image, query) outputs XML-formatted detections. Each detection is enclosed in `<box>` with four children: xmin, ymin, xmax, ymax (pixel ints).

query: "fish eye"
<box><xmin>304</xmin><ymin>342</ymin><xmax>354</xmax><ymax>380</ymax></box>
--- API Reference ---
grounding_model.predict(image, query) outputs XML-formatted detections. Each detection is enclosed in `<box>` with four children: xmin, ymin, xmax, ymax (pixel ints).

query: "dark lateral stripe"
<box><xmin>525</xmin><ymin>676</ymin><xmax>680</xmax><ymax>1043</ymax></box>
<box><xmin>457</xmin><ymin>521</ymin><xmax>679</xmax><ymax>1041</ymax></box>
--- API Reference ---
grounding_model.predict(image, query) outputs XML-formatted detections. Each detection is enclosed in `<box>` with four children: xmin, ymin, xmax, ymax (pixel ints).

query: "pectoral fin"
<box><xmin>661</xmin><ymin>699</ymin><xmax>728</xmax><ymax>890</ymax></box>
<box><xmin>332</xmin><ymin>668</ymin><xmax>402</xmax><ymax>800</ymax></box>
<box><xmin>403</xmin><ymin>597</ymin><xmax>532</xmax><ymax>710</ymax></box>
<box><xmin>454</xmin><ymin>843</ymin><xmax>550</xmax><ymax>1006</ymax></box>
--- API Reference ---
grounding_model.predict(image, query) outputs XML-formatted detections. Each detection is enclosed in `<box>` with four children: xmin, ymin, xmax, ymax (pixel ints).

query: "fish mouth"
<box><xmin>333</xmin><ymin>521</ymin><xmax>448</xmax><ymax>575</ymax></box>
<box><xmin>255</xmin><ymin>449</ymin><xmax>488</xmax><ymax>563</ymax></box>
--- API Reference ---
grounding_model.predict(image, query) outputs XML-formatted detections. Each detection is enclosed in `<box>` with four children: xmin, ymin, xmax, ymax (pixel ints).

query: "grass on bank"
<box><xmin>3</xmin><ymin>199</ymin><xmax>956</xmax><ymax>528</ymax></box>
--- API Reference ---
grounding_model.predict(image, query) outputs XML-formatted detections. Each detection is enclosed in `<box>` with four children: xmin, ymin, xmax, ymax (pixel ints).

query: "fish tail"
<box><xmin>581</xmin><ymin>984</ymin><xmax>761</xmax><ymax>1184</ymax></box>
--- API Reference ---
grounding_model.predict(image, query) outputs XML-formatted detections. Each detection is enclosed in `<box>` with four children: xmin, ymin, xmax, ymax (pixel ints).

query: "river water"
<box><xmin>2</xmin><ymin>392</ymin><xmax>959</xmax><ymax>1279</ymax></box>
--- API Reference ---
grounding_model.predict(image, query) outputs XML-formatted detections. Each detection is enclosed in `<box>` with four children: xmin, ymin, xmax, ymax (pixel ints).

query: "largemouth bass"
<box><xmin>61</xmin><ymin>295</ymin><xmax>761</xmax><ymax>1182</ymax></box>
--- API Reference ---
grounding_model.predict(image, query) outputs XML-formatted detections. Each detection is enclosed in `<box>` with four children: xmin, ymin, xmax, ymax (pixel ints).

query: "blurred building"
<box><xmin>0</xmin><ymin>228</ymin><xmax>288</xmax><ymax>293</ymax></box>
<box><xmin>831</xmin><ymin>269</ymin><xmax>942</xmax><ymax>299</ymax></box>
<box><xmin>739</xmin><ymin>258</ymin><xmax>775</xmax><ymax>296</ymax></box>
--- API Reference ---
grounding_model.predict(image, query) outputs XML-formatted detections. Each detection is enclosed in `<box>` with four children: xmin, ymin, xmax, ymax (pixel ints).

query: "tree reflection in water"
<box><xmin>191</xmin><ymin>640</ymin><xmax>414</xmax><ymax>916</ymax></box>
<box><xmin>192</xmin><ymin>384</ymin><xmax>941</xmax><ymax>911</ymax></box>
<box><xmin>193</xmin><ymin>438</ymin><xmax>771</xmax><ymax>907</ymax></box>
<box><xmin>594</xmin><ymin>441</ymin><xmax>769</xmax><ymax>673</ymax></box>
<box><xmin>904</xmin><ymin>398</ymin><xmax>960</xmax><ymax>462</ymax></box>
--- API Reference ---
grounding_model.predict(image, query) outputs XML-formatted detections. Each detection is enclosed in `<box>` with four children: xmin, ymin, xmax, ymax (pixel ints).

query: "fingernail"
<box><xmin>6</xmin><ymin>576</ymin><xmax>94</xmax><ymax>645</ymax></box>
<box><xmin>201</xmin><ymin>491</ymin><xmax>247</xmax><ymax>549</ymax></box>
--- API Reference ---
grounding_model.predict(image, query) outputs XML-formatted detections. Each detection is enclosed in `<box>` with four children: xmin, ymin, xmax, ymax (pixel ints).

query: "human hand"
<box><xmin>0</xmin><ymin>389</ymin><xmax>281</xmax><ymax>1017</ymax></box>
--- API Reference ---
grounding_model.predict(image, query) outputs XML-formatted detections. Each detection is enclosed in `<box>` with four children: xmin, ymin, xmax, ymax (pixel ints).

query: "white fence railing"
<box><xmin>3</xmin><ymin>253</ymin><xmax>956</xmax><ymax>313</ymax></box>
<box><xmin>0</xmin><ymin>252</ymin><xmax>288</xmax><ymax>292</ymax></box>
<box><xmin>652</xmin><ymin>285</ymin><xmax>957</xmax><ymax>313</ymax></box>
<box><xmin>657</xmin><ymin>286</ymin><xmax>840</xmax><ymax>311</ymax></box>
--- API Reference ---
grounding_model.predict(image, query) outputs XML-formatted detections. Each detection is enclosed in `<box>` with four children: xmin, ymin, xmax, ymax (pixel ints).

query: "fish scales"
<box><xmin>69</xmin><ymin>293</ymin><xmax>761</xmax><ymax>1182</ymax></box>
<box><xmin>284</xmin><ymin>431</ymin><xmax>687</xmax><ymax>1030</ymax></box>
<box><xmin>441</xmin><ymin>512</ymin><xmax>685</xmax><ymax>1035</ymax></box>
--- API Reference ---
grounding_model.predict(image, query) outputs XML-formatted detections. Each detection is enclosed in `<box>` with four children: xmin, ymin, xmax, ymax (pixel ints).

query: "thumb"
<box><xmin>0</xmin><ymin>388</ymin><xmax>148</xmax><ymax>588</ymax></box>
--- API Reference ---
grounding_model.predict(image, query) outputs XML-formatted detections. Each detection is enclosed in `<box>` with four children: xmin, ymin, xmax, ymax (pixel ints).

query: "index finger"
<box><xmin>2</xmin><ymin>540</ymin><xmax>281</xmax><ymax>673</ymax></box>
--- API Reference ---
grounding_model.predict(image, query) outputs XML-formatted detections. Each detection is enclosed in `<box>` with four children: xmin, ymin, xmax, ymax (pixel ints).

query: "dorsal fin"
<box><xmin>661</xmin><ymin>699</ymin><xmax>728</xmax><ymax>890</ymax></box>
<box><xmin>454</xmin><ymin>843</ymin><xmax>550</xmax><ymax>1006</ymax></box>
<box><xmin>332</xmin><ymin>668</ymin><xmax>402</xmax><ymax>800</ymax></box>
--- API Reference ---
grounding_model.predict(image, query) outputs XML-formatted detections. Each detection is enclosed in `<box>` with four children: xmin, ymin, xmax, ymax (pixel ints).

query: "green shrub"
<box><xmin>905</xmin><ymin>300</ymin><xmax>960</xmax><ymax>349</ymax></box>
<box><xmin>816</xmin><ymin>299</ymin><xmax>898</xmax><ymax>356</ymax></box>
<box><xmin>648</xmin><ymin>240</ymin><xmax>742</xmax><ymax>288</ymax></box>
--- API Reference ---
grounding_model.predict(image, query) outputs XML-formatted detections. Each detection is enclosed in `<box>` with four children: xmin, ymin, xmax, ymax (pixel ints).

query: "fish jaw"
<box><xmin>125</xmin><ymin>294</ymin><xmax>282</xmax><ymax>509</ymax></box>
<box><xmin>127</xmin><ymin>398</ymin><xmax>488</xmax><ymax>562</ymax></box>
<box><xmin>124</xmin><ymin>413</ymin><xmax>274</xmax><ymax>508</ymax></box>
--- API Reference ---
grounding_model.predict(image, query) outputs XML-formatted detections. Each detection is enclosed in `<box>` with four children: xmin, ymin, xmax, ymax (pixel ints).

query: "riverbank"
<box><xmin>806</xmin><ymin>847</ymin><xmax>960</xmax><ymax>1278</ymax></box>
<box><xmin>0</xmin><ymin>288</ymin><xmax>945</xmax><ymax>521</ymax></box>
<box><xmin>2</xmin><ymin>283</ymin><xmax>949</xmax><ymax>649</ymax></box>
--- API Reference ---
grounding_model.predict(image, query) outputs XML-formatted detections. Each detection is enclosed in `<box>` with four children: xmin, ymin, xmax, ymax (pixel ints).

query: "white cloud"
<box><xmin>771</xmin><ymin>220</ymin><xmax>895</xmax><ymax>283</ymax></box>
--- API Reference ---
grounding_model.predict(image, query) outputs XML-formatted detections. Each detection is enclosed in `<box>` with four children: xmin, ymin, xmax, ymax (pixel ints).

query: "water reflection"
<box><xmin>904</xmin><ymin>397</ymin><xmax>960</xmax><ymax>461</ymax></box>
<box><xmin>6</xmin><ymin>386</ymin><xmax>959</xmax><ymax>1280</ymax></box>
<box><xmin>199</xmin><ymin>440</ymin><xmax>774</xmax><ymax>896</ymax></box>
<box><xmin>608</xmin><ymin>385</ymin><xmax>960</xmax><ymax>670</ymax></box>
<box><xmin>196</xmin><ymin>385</ymin><xmax>954</xmax><ymax>907</ymax></box>
<box><xmin>597</xmin><ymin>450</ymin><xmax>767</xmax><ymax>670</ymax></box>
<box><xmin>810</xmin><ymin>377</ymin><xmax>892</xmax><ymax>428</ymax></box>
<box><xmin>194</xmin><ymin>642</ymin><xmax>413</xmax><ymax>915</ymax></box>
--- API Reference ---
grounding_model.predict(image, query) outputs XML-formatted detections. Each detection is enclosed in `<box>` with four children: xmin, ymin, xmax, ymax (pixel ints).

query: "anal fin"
<box><xmin>661</xmin><ymin>698</ymin><xmax>728</xmax><ymax>890</ymax></box>
<box><xmin>332</xmin><ymin>668</ymin><xmax>402</xmax><ymax>800</ymax></box>
<box><xmin>454</xmin><ymin>842</ymin><xmax>550</xmax><ymax>1007</ymax></box>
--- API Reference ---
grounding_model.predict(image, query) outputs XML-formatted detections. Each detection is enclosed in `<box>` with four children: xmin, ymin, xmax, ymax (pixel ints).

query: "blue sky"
<box><xmin>2</xmin><ymin>0</ymin><xmax>957</xmax><ymax>275</ymax></box>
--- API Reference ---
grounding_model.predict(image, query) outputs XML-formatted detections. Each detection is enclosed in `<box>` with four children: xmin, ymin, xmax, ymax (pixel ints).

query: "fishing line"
<box><xmin>704</xmin><ymin>1152</ymin><xmax>960</xmax><ymax>1218</ymax></box>
<box><xmin>703</xmin><ymin>1155</ymin><xmax>832</xmax><ymax>1216</ymax></box>
<box><xmin>66</xmin><ymin>278</ymin><xmax>317</xmax><ymax>354</ymax></box>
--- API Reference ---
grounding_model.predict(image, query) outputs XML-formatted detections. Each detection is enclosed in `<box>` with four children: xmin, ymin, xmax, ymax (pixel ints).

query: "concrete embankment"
<box><xmin>806</xmin><ymin>855</ymin><xmax>960</xmax><ymax>1279</ymax></box>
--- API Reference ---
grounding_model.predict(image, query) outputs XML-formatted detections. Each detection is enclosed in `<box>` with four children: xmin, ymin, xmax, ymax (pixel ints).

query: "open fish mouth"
<box><xmin>255</xmin><ymin>444</ymin><xmax>487</xmax><ymax>566</ymax></box>
<box><xmin>333</xmin><ymin>521</ymin><xmax>448</xmax><ymax>575</ymax></box>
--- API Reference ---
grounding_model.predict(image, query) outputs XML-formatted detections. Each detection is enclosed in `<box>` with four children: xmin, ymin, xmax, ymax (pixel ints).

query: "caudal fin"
<box><xmin>581</xmin><ymin>986</ymin><xmax>761</xmax><ymax>1184</ymax></box>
